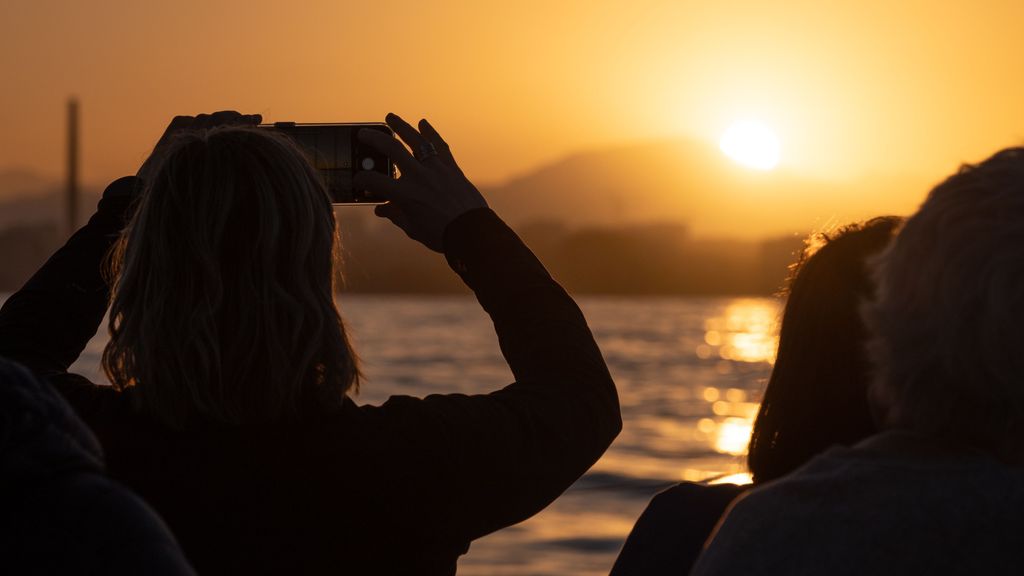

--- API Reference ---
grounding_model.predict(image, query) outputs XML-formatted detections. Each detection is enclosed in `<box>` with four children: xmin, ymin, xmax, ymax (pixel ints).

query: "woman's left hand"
<box><xmin>354</xmin><ymin>113</ymin><xmax>488</xmax><ymax>253</ymax></box>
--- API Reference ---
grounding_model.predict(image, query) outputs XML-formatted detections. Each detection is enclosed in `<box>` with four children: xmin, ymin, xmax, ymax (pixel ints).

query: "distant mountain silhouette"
<box><xmin>334</xmin><ymin>206</ymin><xmax>805</xmax><ymax>296</ymax></box>
<box><xmin>0</xmin><ymin>170</ymin><xmax>101</xmax><ymax>290</ymax></box>
<box><xmin>484</xmin><ymin>138</ymin><xmax>923</xmax><ymax>238</ymax></box>
<box><xmin>0</xmin><ymin>168</ymin><xmax>100</xmax><ymax>230</ymax></box>
<box><xmin>0</xmin><ymin>168</ymin><xmax>52</xmax><ymax>197</ymax></box>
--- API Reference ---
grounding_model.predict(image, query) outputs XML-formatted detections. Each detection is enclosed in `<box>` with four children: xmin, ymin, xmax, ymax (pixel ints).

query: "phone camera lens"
<box><xmin>361</xmin><ymin>157</ymin><xmax>376</xmax><ymax>171</ymax></box>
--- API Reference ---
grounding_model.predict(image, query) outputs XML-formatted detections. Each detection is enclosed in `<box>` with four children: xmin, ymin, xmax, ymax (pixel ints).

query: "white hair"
<box><xmin>863</xmin><ymin>147</ymin><xmax>1024</xmax><ymax>463</ymax></box>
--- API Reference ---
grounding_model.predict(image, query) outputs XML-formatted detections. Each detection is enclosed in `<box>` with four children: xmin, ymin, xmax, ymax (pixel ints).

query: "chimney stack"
<box><xmin>66</xmin><ymin>97</ymin><xmax>79</xmax><ymax>236</ymax></box>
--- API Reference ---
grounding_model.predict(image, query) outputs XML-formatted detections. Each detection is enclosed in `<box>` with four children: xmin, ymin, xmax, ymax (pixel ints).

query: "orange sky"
<box><xmin>3</xmin><ymin>0</ymin><xmax>1024</xmax><ymax>196</ymax></box>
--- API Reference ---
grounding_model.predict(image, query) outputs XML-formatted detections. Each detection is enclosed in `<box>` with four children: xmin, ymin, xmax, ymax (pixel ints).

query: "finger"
<box><xmin>240</xmin><ymin>113</ymin><xmax>262</xmax><ymax>126</ymax></box>
<box><xmin>385</xmin><ymin>113</ymin><xmax>429</xmax><ymax>153</ymax></box>
<box><xmin>374</xmin><ymin>203</ymin><xmax>415</xmax><ymax>238</ymax></box>
<box><xmin>197</xmin><ymin>110</ymin><xmax>244</xmax><ymax>129</ymax></box>
<box><xmin>153</xmin><ymin>115</ymin><xmax>195</xmax><ymax>149</ymax></box>
<box><xmin>353</xmin><ymin>169</ymin><xmax>404</xmax><ymax>200</ymax></box>
<box><xmin>417</xmin><ymin>119</ymin><xmax>457</xmax><ymax>166</ymax></box>
<box><xmin>358</xmin><ymin>128</ymin><xmax>422</xmax><ymax>177</ymax></box>
<box><xmin>211</xmin><ymin>111</ymin><xmax>261</xmax><ymax>127</ymax></box>
<box><xmin>221</xmin><ymin>113</ymin><xmax>262</xmax><ymax>127</ymax></box>
<box><xmin>193</xmin><ymin>111</ymin><xmax>260</xmax><ymax>130</ymax></box>
<box><xmin>211</xmin><ymin>110</ymin><xmax>242</xmax><ymax>122</ymax></box>
<box><xmin>168</xmin><ymin>115</ymin><xmax>195</xmax><ymax>130</ymax></box>
<box><xmin>374</xmin><ymin>203</ymin><xmax>401</xmax><ymax>219</ymax></box>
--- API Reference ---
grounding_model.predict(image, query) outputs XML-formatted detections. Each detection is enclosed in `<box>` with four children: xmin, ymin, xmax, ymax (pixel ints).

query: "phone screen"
<box><xmin>261</xmin><ymin>122</ymin><xmax>393</xmax><ymax>204</ymax></box>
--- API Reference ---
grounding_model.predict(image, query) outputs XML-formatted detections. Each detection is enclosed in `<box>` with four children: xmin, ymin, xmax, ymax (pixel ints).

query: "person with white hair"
<box><xmin>691</xmin><ymin>147</ymin><xmax>1024</xmax><ymax>575</ymax></box>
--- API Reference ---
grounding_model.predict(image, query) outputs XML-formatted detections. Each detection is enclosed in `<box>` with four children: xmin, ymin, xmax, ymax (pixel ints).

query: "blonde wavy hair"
<box><xmin>103</xmin><ymin>126</ymin><xmax>359</xmax><ymax>428</ymax></box>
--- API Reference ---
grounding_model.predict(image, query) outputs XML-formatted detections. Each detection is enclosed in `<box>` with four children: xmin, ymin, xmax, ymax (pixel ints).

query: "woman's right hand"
<box><xmin>353</xmin><ymin>113</ymin><xmax>488</xmax><ymax>253</ymax></box>
<box><xmin>136</xmin><ymin>111</ymin><xmax>262</xmax><ymax>182</ymax></box>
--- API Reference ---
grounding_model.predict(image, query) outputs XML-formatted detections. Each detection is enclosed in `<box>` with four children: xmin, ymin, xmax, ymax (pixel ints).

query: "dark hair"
<box><xmin>747</xmin><ymin>216</ymin><xmax>900</xmax><ymax>484</ymax></box>
<box><xmin>103</xmin><ymin>126</ymin><xmax>360</xmax><ymax>428</ymax></box>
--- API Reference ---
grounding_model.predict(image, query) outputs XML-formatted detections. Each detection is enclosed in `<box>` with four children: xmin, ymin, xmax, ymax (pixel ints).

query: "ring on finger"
<box><xmin>417</xmin><ymin>142</ymin><xmax>439</xmax><ymax>162</ymax></box>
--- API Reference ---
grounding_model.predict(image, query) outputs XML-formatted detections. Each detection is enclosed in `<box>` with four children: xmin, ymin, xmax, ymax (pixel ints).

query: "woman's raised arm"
<box><xmin>354</xmin><ymin>114</ymin><xmax>622</xmax><ymax>542</ymax></box>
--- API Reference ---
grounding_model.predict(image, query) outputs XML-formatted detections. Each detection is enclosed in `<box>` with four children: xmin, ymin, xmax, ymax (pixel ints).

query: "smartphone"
<box><xmin>261</xmin><ymin>122</ymin><xmax>394</xmax><ymax>204</ymax></box>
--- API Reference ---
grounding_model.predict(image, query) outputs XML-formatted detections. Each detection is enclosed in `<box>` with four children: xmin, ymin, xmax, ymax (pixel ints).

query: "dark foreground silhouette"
<box><xmin>0</xmin><ymin>357</ymin><xmax>195</xmax><ymax>575</ymax></box>
<box><xmin>612</xmin><ymin>216</ymin><xmax>899</xmax><ymax>576</ymax></box>
<box><xmin>0</xmin><ymin>112</ymin><xmax>621</xmax><ymax>575</ymax></box>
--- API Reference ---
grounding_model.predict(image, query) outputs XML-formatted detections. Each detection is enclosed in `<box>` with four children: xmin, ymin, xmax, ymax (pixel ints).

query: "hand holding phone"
<box><xmin>354</xmin><ymin>113</ymin><xmax>488</xmax><ymax>253</ymax></box>
<box><xmin>261</xmin><ymin>122</ymin><xmax>395</xmax><ymax>205</ymax></box>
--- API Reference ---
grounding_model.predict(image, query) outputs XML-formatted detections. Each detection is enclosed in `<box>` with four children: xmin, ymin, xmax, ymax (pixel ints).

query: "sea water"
<box><xmin>44</xmin><ymin>294</ymin><xmax>781</xmax><ymax>575</ymax></box>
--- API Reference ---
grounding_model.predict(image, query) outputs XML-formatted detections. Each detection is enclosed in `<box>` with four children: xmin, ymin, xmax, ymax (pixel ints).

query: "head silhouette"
<box><xmin>864</xmin><ymin>148</ymin><xmax>1024</xmax><ymax>464</ymax></box>
<box><xmin>103</xmin><ymin>126</ymin><xmax>359</xmax><ymax>428</ymax></box>
<box><xmin>747</xmin><ymin>216</ymin><xmax>900</xmax><ymax>484</ymax></box>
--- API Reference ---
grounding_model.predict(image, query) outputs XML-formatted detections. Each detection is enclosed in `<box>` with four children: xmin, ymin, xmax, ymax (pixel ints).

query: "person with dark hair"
<box><xmin>692</xmin><ymin>148</ymin><xmax>1024</xmax><ymax>575</ymax></box>
<box><xmin>0</xmin><ymin>356</ymin><xmax>195</xmax><ymax>575</ymax></box>
<box><xmin>0</xmin><ymin>111</ymin><xmax>621</xmax><ymax>574</ymax></box>
<box><xmin>747</xmin><ymin>216</ymin><xmax>901</xmax><ymax>484</ymax></box>
<box><xmin>611</xmin><ymin>216</ymin><xmax>899</xmax><ymax>576</ymax></box>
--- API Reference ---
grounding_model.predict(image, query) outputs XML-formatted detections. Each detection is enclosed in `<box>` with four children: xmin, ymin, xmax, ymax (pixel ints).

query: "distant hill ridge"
<box><xmin>0</xmin><ymin>168</ymin><xmax>100</xmax><ymax>230</ymax></box>
<box><xmin>484</xmin><ymin>137</ymin><xmax>922</xmax><ymax>238</ymax></box>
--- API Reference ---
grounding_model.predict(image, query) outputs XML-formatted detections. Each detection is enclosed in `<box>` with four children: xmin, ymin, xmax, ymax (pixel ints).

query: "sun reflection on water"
<box><xmin>703</xmin><ymin>299</ymin><xmax>779</xmax><ymax>364</ymax></box>
<box><xmin>709</xmin><ymin>472</ymin><xmax>754</xmax><ymax>485</ymax></box>
<box><xmin>713</xmin><ymin>417</ymin><xmax>754</xmax><ymax>456</ymax></box>
<box><xmin>697</xmin><ymin>299</ymin><xmax>779</xmax><ymax>465</ymax></box>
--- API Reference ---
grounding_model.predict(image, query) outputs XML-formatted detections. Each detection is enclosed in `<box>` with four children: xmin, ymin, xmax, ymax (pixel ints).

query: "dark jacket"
<box><xmin>0</xmin><ymin>177</ymin><xmax>622</xmax><ymax>575</ymax></box>
<box><xmin>610</xmin><ymin>481</ymin><xmax>747</xmax><ymax>576</ymax></box>
<box><xmin>691</xmin><ymin>432</ymin><xmax>1024</xmax><ymax>576</ymax></box>
<box><xmin>0</xmin><ymin>357</ymin><xmax>195</xmax><ymax>576</ymax></box>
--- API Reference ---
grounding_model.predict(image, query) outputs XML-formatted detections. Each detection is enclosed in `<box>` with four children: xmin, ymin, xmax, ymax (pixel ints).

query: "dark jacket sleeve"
<box><xmin>364</xmin><ymin>208</ymin><xmax>622</xmax><ymax>544</ymax></box>
<box><xmin>0</xmin><ymin>177</ymin><xmax>138</xmax><ymax>378</ymax></box>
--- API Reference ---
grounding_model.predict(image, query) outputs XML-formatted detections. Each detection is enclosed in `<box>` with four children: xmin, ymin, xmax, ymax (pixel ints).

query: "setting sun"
<box><xmin>719</xmin><ymin>120</ymin><xmax>781</xmax><ymax>171</ymax></box>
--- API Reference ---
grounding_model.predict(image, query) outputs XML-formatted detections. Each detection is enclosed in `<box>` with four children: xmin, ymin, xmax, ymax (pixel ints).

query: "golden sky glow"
<box><xmin>3</xmin><ymin>0</ymin><xmax>1024</xmax><ymax>230</ymax></box>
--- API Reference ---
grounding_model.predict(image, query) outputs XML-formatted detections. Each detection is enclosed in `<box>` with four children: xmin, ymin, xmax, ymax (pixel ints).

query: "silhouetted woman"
<box><xmin>0</xmin><ymin>111</ymin><xmax>621</xmax><ymax>575</ymax></box>
<box><xmin>610</xmin><ymin>216</ymin><xmax>899</xmax><ymax>576</ymax></box>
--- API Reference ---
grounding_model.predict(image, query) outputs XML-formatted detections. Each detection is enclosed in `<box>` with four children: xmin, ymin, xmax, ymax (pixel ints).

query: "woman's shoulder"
<box><xmin>648</xmin><ymin>480</ymin><xmax>749</xmax><ymax>514</ymax></box>
<box><xmin>49</xmin><ymin>372</ymin><xmax>122</xmax><ymax>399</ymax></box>
<box><xmin>635</xmin><ymin>480</ymin><xmax>751</xmax><ymax>547</ymax></box>
<box><xmin>610</xmin><ymin>481</ymin><xmax>750</xmax><ymax>576</ymax></box>
<box><xmin>46</xmin><ymin>373</ymin><xmax>136</xmax><ymax>427</ymax></box>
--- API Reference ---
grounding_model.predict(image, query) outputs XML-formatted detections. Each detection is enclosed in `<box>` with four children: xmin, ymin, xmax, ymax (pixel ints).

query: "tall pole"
<box><xmin>66</xmin><ymin>97</ymin><xmax>79</xmax><ymax>236</ymax></box>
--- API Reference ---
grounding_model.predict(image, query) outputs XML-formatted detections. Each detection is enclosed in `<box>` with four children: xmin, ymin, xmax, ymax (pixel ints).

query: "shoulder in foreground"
<box><xmin>649</xmin><ymin>481</ymin><xmax>749</xmax><ymax>513</ymax></box>
<box><xmin>688</xmin><ymin>485</ymin><xmax>796</xmax><ymax>576</ymax></box>
<box><xmin>45</xmin><ymin>372</ymin><xmax>135</xmax><ymax>424</ymax></box>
